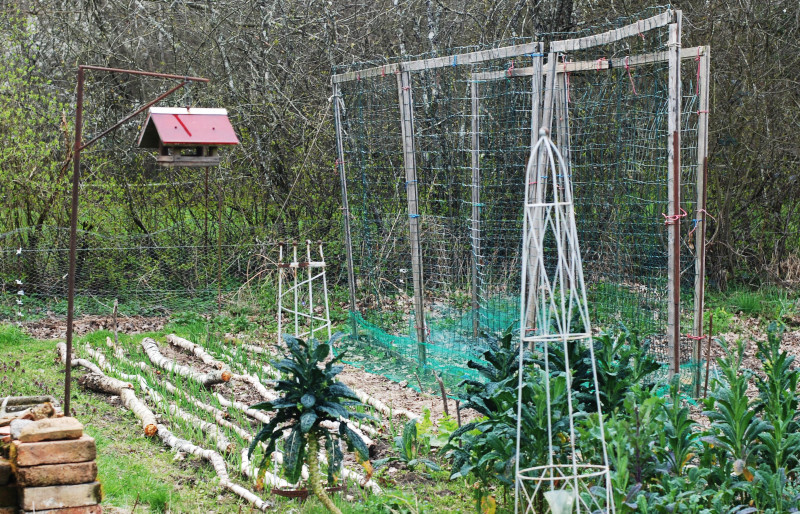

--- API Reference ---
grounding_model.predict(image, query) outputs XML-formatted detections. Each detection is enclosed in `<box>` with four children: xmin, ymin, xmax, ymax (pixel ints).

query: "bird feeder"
<box><xmin>137</xmin><ymin>107</ymin><xmax>239</xmax><ymax>167</ymax></box>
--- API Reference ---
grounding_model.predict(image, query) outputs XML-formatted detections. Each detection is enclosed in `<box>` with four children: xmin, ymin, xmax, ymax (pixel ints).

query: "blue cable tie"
<box><xmin>453</xmin><ymin>55</ymin><xmax>458</xmax><ymax>67</ymax></box>
<box><xmin>409</xmin><ymin>214</ymin><xmax>420</xmax><ymax>219</ymax></box>
<box><xmin>530</xmin><ymin>53</ymin><xmax>544</xmax><ymax>58</ymax></box>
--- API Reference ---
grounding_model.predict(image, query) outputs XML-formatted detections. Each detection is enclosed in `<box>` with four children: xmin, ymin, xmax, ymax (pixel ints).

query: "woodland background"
<box><xmin>0</xmin><ymin>0</ymin><xmax>798</xmax><ymax>315</ymax></box>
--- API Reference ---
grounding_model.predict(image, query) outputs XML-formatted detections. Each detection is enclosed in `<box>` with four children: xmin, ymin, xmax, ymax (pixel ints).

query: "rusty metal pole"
<box><xmin>64</xmin><ymin>66</ymin><xmax>85</xmax><ymax>416</ymax></box>
<box><xmin>62</xmin><ymin>65</ymin><xmax>209</xmax><ymax>416</ymax></box>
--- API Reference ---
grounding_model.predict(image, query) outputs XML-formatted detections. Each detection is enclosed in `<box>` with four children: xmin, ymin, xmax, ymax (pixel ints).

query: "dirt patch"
<box><xmin>21</xmin><ymin>315</ymin><xmax>166</xmax><ymax>340</ymax></box>
<box><xmin>213</xmin><ymin>376</ymin><xmax>266</xmax><ymax>406</ymax></box>
<box><xmin>156</xmin><ymin>341</ymin><xmax>218</xmax><ymax>374</ymax></box>
<box><xmin>337</xmin><ymin>363</ymin><xmax>479</xmax><ymax>427</ymax></box>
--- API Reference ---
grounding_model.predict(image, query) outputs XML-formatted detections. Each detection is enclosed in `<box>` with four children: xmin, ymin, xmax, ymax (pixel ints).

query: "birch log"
<box><xmin>58</xmin><ymin>343</ymin><xmax>159</xmax><ymax>438</ymax></box>
<box><xmin>142</xmin><ymin>338</ymin><xmax>231</xmax><ymax>386</ymax></box>
<box><xmin>166</xmin><ymin>334</ymin><xmax>225</xmax><ymax>369</ymax></box>
<box><xmin>55</xmin><ymin>342</ymin><xmax>104</xmax><ymax>375</ymax></box>
<box><xmin>156</xmin><ymin>425</ymin><xmax>271</xmax><ymax>511</ymax></box>
<box><xmin>213</xmin><ymin>393</ymin><xmax>272</xmax><ymax>425</ymax></box>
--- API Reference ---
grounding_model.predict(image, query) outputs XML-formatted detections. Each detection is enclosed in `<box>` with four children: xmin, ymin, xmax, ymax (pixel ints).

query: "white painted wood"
<box><xmin>551</xmin><ymin>10</ymin><xmax>674</xmax><ymax>52</ymax></box>
<box><xmin>470</xmin><ymin>46</ymin><xmax>706</xmax><ymax>82</ymax></box>
<box><xmin>693</xmin><ymin>46</ymin><xmax>711</xmax><ymax>393</ymax></box>
<box><xmin>332</xmin><ymin>42</ymin><xmax>541</xmax><ymax>84</ymax></box>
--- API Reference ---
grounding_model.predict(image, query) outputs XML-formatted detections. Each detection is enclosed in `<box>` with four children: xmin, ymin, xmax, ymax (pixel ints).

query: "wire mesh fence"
<box><xmin>0</xmin><ymin>224</ymin><xmax>345</xmax><ymax>322</ymax></box>
<box><xmin>0</xmin><ymin>7</ymin><xmax>711</xmax><ymax>395</ymax></box>
<box><xmin>333</xmin><ymin>7</ymin><xmax>709</xmax><ymax>391</ymax></box>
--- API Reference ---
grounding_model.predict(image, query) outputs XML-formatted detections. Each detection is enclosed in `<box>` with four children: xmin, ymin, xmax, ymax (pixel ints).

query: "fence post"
<box><xmin>396</xmin><ymin>70</ymin><xmax>427</xmax><ymax>366</ymax></box>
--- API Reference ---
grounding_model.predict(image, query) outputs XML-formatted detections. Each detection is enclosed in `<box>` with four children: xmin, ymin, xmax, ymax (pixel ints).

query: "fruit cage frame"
<box><xmin>330</xmin><ymin>7</ymin><xmax>710</xmax><ymax>393</ymax></box>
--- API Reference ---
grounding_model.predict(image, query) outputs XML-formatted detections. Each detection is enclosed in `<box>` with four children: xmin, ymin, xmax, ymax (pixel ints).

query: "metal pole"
<box><xmin>470</xmin><ymin>80</ymin><xmax>481</xmax><ymax>339</ymax></box>
<box><xmin>397</xmin><ymin>70</ymin><xmax>427</xmax><ymax>366</ymax></box>
<box><xmin>62</xmin><ymin>65</ymin><xmax>208</xmax><ymax>414</ymax></box>
<box><xmin>217</xmin><ymin>176</ymin><xmax>223</xmax><ymax>314</ymax></box>
<box><xmin>64</xmin><ymin>66</ymin><xmax>85</xmax><ymax>416</ymax></box>
<box><xmin>693</xmin><ymin>46</ymin><xmax>711</xmax><ymax>395</ymax></box>
<box><xmin>332</xmin><ymin>83</ymin><xmax>359</xmax><ymax>339</ymax></box>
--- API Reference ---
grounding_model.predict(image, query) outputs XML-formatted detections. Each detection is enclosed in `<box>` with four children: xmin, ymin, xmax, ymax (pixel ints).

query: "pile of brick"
<box><xmin>1</xmin><ymin>417</ymin><xmax>101</xmax><ymax>514</ymax></box>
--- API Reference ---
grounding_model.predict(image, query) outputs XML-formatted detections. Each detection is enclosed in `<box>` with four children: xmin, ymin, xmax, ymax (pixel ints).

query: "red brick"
<box><xmin>11</xmin><ymin>436</ymin><xmax>96</xmax><ymax>467</ymax></box>
<box><xmin>16</xmin><ymin>461</ymin><xmax>97</xmax><ymax>487</ymax></box>
<box><xmin>23</xmin><ymin>505</ymin><xmax>102</xmax><ymax>514</ymax></box>
<box><xmin>18</xmin><ymin>482</ymin><xmax>101</xmax><ymax>511</ymax></box>
<box><xmin>18</xmin><ymin>418</ymin><xmax>83</xmax><ymax>443</ymax></box>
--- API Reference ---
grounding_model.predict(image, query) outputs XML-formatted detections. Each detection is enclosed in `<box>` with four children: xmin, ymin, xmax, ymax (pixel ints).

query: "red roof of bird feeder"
<box><xmin>137</xmin><ymin>107</ymin><xmax>239</xmax><ymax>148</ymax></box>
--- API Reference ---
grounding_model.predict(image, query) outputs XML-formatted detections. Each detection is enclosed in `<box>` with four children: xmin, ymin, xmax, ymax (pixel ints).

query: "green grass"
<box><xmin>0</xmin><ymin>322</ymin><xmax>479</xmax><ymax>513</ymax></box>
<box><xmin>705</xmin><ymin>285</ymin><xmax>800</xmax><ymax>325</ymax></box>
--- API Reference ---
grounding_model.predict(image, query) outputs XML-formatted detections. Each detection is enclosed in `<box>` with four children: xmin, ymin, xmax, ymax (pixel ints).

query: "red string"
<box><xmin>625</xmin><ymin>56</ymin><xmax>637</xmax><ymax>95</ymax></box>
<box><xmin>507</xmin><ymin>59</ymin><xmax>515</xmax><ymax>77</ymax></box>
<box><xmin>381</xmin><ymin>66</ymin><xmax>386</xmax><ymax>78</ymax></box>
<box><xmin>697</xmin><ymin>209</ymin><xmax>716</xmax><ymax>223</ymax></box>
<box><xmin>596</xmin><ymin>57</ymin><xmax>607</xmax><ymax>71</ymax></box>
<box><xmin>638</xmin><ymin>20</ymin><xmax>645</xmax><ymax>40</ymax></box>
<box><xmin>662</xmin><ymin>207</ymin><xmax>687</xmax><ymax>225</ymax></box>
<box><xmin>687</xmin><ymin>209</ymin><xmax>716</xmax><ymax>240</ymax></box>
<box><xmin>686</xmin><ymin>333</ymin><xmax>705</xmax><ymax>341</ymax></box>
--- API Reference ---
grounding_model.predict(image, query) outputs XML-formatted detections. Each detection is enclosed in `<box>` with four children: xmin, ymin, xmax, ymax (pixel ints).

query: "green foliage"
<box><xmin>703</xmin><ymin>338</ymin><xmax>772</xmax><ymax>478</ymax></box>
<box><xmin>658</xmin><ymin>376</ymin><xmax>700</xmax><ymax>476</ymax></box>
<box><xmin>248</xmin><ymin>333</ymin><xmax>374</xmax><ymax>486</ymax></box>
<box><xmin>754</xmin><ymin>322</ymin><xmax>800</xmax><ymax>472</ymax></box>
<box><xmin>543</xmin><ymin>326</ymin><xmax>660</xmax><ymax>413</ymax></box>
<box><xmin>591</xmin><ymin>328</ymin><xmax>661</xmax><ymax>413</ymax></box>
<box><xmin>374</xmin><ymin>418</ymin><xmax>440</xmax><ymax>473</ymax></box>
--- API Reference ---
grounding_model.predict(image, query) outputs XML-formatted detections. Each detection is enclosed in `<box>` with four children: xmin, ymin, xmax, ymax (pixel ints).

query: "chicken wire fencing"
<box><xmin>332</xmin><ymin>6</ymin><xmax>710</xmax><ymax>392</ymax></box>
<box><xmin>0</xmin><ymin>225</ymin><xmax>274</xmax><ymax>320</ymax></box>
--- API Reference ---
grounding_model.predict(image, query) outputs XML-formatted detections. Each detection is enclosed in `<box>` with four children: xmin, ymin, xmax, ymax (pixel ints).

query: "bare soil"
<box><xmin>21</xmin><ymin>315</ymin><xmax>166</xmax><ymax>340</ymax></box>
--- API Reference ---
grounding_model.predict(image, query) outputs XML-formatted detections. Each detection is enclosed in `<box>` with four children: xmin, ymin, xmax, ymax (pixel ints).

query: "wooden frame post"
<box><xmin>332</xmin><ymin>84</ymin><xmax>359</xmax><ymax>338</ymax></box>
<box><xmin>667</xmin><ymin>16</ymin><xmax>683</xmax><ymax>377</ymax></box>
<box><xmin>470</xmin><ymin>79</ymin><xmax>481</xmax><ymax>339</ymax></box>
<box><xmin>397</xmin><ymin>70</ymin><xmax>427</xmax><ymax>366</ymax></box>
<box><xmin>525</xmin><ymin>51</ymin><xmax>558</xmax><ymax>330</ymax></box>
<box><xmin>692</xmin><ymin>46</ymin><xmax>711</xmax><ymax>394</ymax></box>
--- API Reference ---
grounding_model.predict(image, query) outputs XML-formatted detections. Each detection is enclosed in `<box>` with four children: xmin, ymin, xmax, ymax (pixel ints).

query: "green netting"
<box><xmin>333</xmin><ymin>7</ymin><xmax>707</xmax><ymax>391</ymax></box>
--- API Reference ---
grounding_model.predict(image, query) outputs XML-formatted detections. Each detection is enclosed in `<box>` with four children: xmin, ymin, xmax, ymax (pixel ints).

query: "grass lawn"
<box><xmin>0</xmin><ymin>324</ymin><xmax>478</xmax><ymax>513</ymax></box>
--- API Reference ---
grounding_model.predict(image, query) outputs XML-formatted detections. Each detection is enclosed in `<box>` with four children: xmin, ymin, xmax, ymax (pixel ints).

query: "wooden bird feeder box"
<box><xmin>137</xmin><ymin>107</ymin><xmax>239</xmax><ymax>167</ymax></box>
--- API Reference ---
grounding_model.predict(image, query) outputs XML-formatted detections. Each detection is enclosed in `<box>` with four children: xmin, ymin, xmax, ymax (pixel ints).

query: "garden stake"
<box><xmin>434</xmin><ymin>370</ymin><xmax>449</xmax><ymax>416</ymax></box>
<box><xmin>704</xmin><ymin>312</ymin><xmax>713</xmax><ymax>398</ymax></box>
<box><xmin>112</xmin><ymin>298</ymin><xmax>119</xmax><ymax>346</ymax></box>
<box><xmin>414</xmin><ymin>372</ymin><xmax>424</xmax><ymax>393</ymax></box>
<box><xmin>131</xmin><ymin>492</ymin><xmax>139</xmax><ymax>513</ymax></box>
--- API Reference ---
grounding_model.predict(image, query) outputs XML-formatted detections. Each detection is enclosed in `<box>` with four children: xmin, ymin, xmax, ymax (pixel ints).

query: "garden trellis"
<box><xmin>331</xmin><ymin>7</ymin><xmax>710</xmax><ymax>391</ymax></box>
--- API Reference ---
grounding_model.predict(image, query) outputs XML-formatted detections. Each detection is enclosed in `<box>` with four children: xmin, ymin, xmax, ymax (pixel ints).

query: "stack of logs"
<box><xmin>1</xmin><ymin>415</ymin><xmax>101</xmax><ymax>514</ymax></box>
